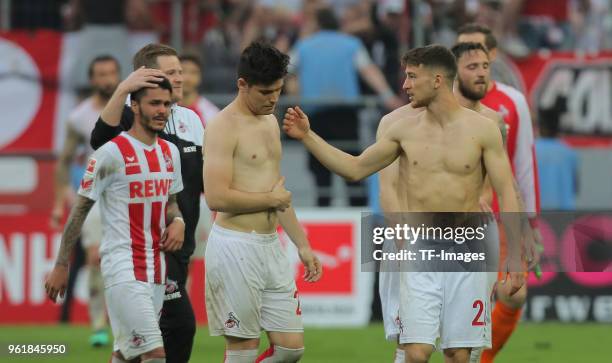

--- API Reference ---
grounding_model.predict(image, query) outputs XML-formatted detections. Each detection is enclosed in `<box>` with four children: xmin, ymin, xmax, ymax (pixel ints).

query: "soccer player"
<box><xmin>284</xmin><ymin>45</ymin><xmax>525</xmax><ymax>363</ymax></box>
<box><xmin>45</xmin><ymin>78</ymin><xmax>185</xmax><ymax>363</ymax></box>
<box><xmin>377</xmin><ymin>43</ymin><xmax>508</xmax><ymax>363</ymax></box>
<box><xmin>458</xmin><ymin>24</ymin><xmax>541</xmax><ymax>363</ymax></box>
<box><xmin>204</xmin><ymin>41</ymin><xmax>322</xmax><ymax>363</ymax></box>
<box><xmin>89</xmin><ymin>44</ymin><xmax>203</xmax><ymax>363</ymax></box>
<box><xmin>51</xmin><ymin>55</ymin><xmax>121</xmax><ymax>347</ymax></box>
<box><xmin>178</xmin><ymin>53</ymin><xmax>219</xmax><ymax>127</ymax></box>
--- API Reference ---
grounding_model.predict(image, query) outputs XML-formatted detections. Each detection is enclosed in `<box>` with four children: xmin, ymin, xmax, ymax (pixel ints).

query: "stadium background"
<box><xmin>0</xmin><ymin>0</ymin><xmax>611</xmax><ymax>362</ymax></box>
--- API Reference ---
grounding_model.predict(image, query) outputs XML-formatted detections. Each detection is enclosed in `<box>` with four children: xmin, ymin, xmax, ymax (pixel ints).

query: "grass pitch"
<box><xmin>0</xmin><ymin>323</ymin><xmax>604</xmax><ymax>362</ymax></box>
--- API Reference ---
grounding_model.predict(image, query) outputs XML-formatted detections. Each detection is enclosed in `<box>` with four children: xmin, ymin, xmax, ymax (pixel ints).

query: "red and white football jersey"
<box><xmin>482</xmin><ymin>81</ymin><xmax>540</xmax><ymax>214</ymax></box>
<box><xmin>78</xmin><ymin>132</ymin><xmax>183</xmax><ymax>287</ymax></box>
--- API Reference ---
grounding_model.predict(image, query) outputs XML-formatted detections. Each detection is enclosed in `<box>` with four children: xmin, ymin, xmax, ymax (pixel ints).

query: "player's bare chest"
<box><xmin>234</xmin><ymin>126</ymin><xmax>281</xmax><ymax>165</ymax></box>
<box><xmin>402</xmin><ymin>133</ymin><xmax>482</xmax><ymax>175</ymax></box>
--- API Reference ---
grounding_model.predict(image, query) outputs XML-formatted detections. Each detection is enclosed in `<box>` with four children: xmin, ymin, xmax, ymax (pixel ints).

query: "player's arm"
<box><xmin>376</xmin><ymin>116</ymin><xmax>400</xmax><ymax>212</ymax></box>
<box><xmin>277</xmin><ymin>206</ymin><xmax>322</xmax><ymax>282</ymax></box>
<box><xmin>51</xmin><ymin>124</ymin><xmax>84</xmax><ymax>228</ymax></box>
<box><xmin>90</xmin><ymin>106</ymin><xmax>132</xmax><ymax>150</ymax></box>
<box><xmin>479</xmin><ymin>112</ymin><xmax>506</xmax><ymax>210</ymax></box>
<box><xmin>283</xmin><ymin>107</ymin><xmax>400</xmax><ymax>182</ymax></box>
<box><xmin>160</xmin><ymin>193</ymin><xmax>185</xmax><ymax>252</ymax></box>
<box><xmin>45</xmin><ymin>195</ymin><xmax>95</xmax><ymax>302</ymax></box>
<box><xmin>203</xmin><ymin>119</ymin><xmax>291</xmax><ymax>213</ymax></box>
<box><xmin>481</xmin><ymin>118</ymin><xmax>524</xmax><ymax>294</ymax></box>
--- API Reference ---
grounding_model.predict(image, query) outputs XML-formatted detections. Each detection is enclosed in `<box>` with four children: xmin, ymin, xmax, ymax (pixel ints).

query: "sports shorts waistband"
<box><xmin>210</xmin><ymin>223</ymin><xmax>279</xmax><ymax>245</ymax></box>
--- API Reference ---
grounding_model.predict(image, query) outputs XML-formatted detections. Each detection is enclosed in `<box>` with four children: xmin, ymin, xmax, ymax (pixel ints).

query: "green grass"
<box><xmin>0</xmin><ymin>323</ymin><xmax>605</xmax><ymax>362</ymax></box>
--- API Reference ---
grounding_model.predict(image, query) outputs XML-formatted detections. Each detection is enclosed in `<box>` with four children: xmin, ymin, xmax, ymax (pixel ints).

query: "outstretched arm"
<box><xmin>45</xmin><ymin>195</ymin><xmax>95</xmax><ymax>302</ymax></box>
<box><xmin>277</xmin><ymin>207</ymin><xmax>322</xmax><ymax>282</ymax></box>
<box><xmin>283</xmin><ymin>107</ymin><xmax>401</xmax><ymax>182</ymax></box>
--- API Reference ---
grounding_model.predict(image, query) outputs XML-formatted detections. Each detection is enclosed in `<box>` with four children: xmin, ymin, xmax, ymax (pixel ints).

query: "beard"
<box><xmin>458</xmin><ymin>79</ymin><xmax>487</xmax><ymax>101</ymax></box>
<box><xmin>140</xmin><ymin>112</ymin><xmax>166</xmax><ymax>135</ymax></box>
<box><xmin>96</xmin><ymin>84</ymin><xmax>117</xmax><ymax>100</ymax></box>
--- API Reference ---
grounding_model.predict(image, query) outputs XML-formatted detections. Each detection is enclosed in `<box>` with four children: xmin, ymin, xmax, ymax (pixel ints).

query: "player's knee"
<box><xmin>141</xmin><ymin>347</ymin><xmax>165</xmax><ymax>361</ymax></box>
<box><xmin>225</xmin><ymin>336</ymin><xmax>260</xmax><ymax>350</ymax></box>
<box><xmin>404</xmin><ymin>346</ymin><xmax>432</xmax><ymax>363</ymax></box>
<box><xmin>443</xmin><ymin>347</ymin><xmax>470</xmax><ymax>363</ymax></box>
<box><xmin>258</xmin><ymin>345</ymin><xmax>304</xmax><ymax>363</ymax></box>
<box><xmin>268</xmin><ymin>332</ymin><xmax>303</xmax><ymax>350</ymax></box>
<box><xmin>224</xmin><ymin>349</ymin><xmax>259</xmax><ymax>363</ymax></box>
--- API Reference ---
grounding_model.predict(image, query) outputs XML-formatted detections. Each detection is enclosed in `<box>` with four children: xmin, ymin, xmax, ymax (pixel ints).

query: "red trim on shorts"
<box><xmin>255</xmin><ymin>345</ymin><xmax>275</xmax><ymax>362</ymax></box>
<box><xmin>129</xmin><ymin>202</ymin><xmax>147</xmax><ymax>282</ymax></box>
<box><xmin>151</xmin><ymin>201</ymin><xmax>163</xmax><ymax>284</ymax></box>
<box><xmin>144</xmin><ymin>148</ymin><xmax>161</xmax><ymax>173</ymax></box>
<box><xmin>111</xmin><ymin>135</ymin><xmax>142</xmax><ymax>175</ymax></box>
<box><xmin>158</xmin><ymin>139</ymin><xmax>174</xmax><ymax>172</ymax></box>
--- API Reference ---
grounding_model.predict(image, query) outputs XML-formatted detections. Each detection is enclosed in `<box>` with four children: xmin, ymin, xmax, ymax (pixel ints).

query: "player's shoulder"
<box><xmin>380</xmin><ymin>104</ymin><xmax>422</xmax><ymax>128</ymax></box>
<box><xmin>90</xmin><ymin>136</ymin><xmax>122</xmax><ymax>163</ymax></box>
<box><xmin>462</xmin><ymin>106</ymin><xmax>495</xmax><ymax>128</ymax></box>
<box><xmin>479</xmin><ymin>104</ymin><xmax>502</xmax><ymax>122</ymax></box>
<box><xmin>159</xmin><ymin>137</ymin><xmax>181</xmax><ymax>157</ymax></box>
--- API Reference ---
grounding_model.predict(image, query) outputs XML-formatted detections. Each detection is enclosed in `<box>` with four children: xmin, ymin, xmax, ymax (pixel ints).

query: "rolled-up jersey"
<box><xmin>482</xmin><ymin>81</ymin><xmax>540</xmax><ymax>214</ymax></box>
<box><xmin>78</xmin><ymin>132</ymin><xmax>183</xmax><ymax>287</ymax></box>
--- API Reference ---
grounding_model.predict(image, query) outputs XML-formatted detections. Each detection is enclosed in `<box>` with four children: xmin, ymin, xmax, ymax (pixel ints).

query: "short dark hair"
<box><xmin>133</xmin><ymin>43</ymin><xmax>178</xmax><ymax>70</ymax></box>
<box><xmin>88</xmin><ymin>55</ymin><xmax>120</xmax><ymax>79</ymax></box>
<box><xmin>130</xmin><ymin>77</ymin><xmax>173</xmax><ymax>103</ymax></box>
<box><xmin>316</xmin><ymin>7</ymin><xmax>339</xmax><ymax>30</ymax></box>
<box><xmin>179</xmin><ymin>53</ymin><xmax>202</xmax><ymax>70</ymax></box>
<box><xmin>237</xmin><ymin>41</ymin><xmax>289</xmax><ymax>86</ymax></box>
<box><xmin>457</xmin><ymin>23</ymin><xmax>497</xmax><ymax>51</ymax></box>
<box><xmin>402</xmin><ymin>45</ymin><xmax>457</xmax><ymax>84</ymax></box>
<box><xmin>451</xmin><ymin>42</ymin><xmax>489</xmax><ymax>61</ymax></box>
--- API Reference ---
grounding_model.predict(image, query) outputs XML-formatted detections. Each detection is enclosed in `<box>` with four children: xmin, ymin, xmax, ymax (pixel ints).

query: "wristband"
<box><xmin>172</xmin><ymin>216</ymin><xmax>185</xmax><ymax>225</ymax></box>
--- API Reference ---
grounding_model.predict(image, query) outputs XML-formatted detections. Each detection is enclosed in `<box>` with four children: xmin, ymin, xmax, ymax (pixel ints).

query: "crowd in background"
<box><xmin>8</xmin><ymin>0</ymin><xmax>612</xmax><ymax>92</ymax></box>
<box><xmin>5</xmin><ymin>0</ymin><xmax>604</xmax><ymax>209</ymax></box>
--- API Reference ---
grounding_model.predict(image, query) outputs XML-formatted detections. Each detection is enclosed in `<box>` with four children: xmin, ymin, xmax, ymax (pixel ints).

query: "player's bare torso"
<box><xmin>388</xmin><ymin>108</ymin><xmax>491</xmax><ymax>212</ymax></box>
<box><xmin>213</xmin><ymin>106</ymin><xmax>282</xmax><ymax>233</ymax></box>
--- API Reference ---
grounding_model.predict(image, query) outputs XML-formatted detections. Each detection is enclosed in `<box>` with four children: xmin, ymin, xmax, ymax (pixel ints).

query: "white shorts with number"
<box><xmin>105</xmin><ymin>281</ymin><xmax>165</xmax><ymax>360</ymax></box>
<box><xmin>399</xmin><ymin>271</ymin><xmax>495</xmax><ymax>349</ymax></box>
<box><xmin>205</xmin><ymin>224</ymin><xmax>303</xmax><ymax>339</ymax></box>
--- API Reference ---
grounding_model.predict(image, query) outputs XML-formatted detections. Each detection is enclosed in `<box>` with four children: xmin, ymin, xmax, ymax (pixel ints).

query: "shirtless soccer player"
<box><xmin>46</xmin><ymin>78</ymin><xmax>185</xmax><ymax>363</ymax></box>
<box><xmin>203</xmin><ymin>41</ymin><xmax>322</xmax><ymax>363</ymax></box>
<box><xmin>378</xmin><ymin>41</ymin><xmax>510</xmax><ymax>363</ymax></box>
<box><xmin>284</xmin><ymin>45</ymin><xmax>525</xmax><ymax>363</ymax></box>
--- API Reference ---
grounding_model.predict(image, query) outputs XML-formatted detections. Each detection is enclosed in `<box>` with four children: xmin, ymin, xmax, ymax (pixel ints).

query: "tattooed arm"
<box><xmin>160</xmin><ymin>194</ymin><xmax>185</xmax><ymax>252</ymax></box>
<box><xmin>45</xmin><ymin>195</ymin><xmax>95</xmax><ymax>302</ymax></box>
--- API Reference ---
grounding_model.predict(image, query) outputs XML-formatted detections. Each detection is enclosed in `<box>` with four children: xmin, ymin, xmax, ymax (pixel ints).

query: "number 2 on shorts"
<box><xmin>472</xmin><ymin>299</ymin><xmax>485</xmax><ymax>326</ymax></box>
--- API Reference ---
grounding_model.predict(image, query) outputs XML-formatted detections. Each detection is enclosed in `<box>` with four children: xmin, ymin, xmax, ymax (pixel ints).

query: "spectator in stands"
<box><xmin>179</xmin><ymin>53</ymin><xmax>220</xmax><ymax>127</ymax></box>
<box><xmin>288</xmin><ymin>6</ymin><xmax>402</xmax><ymax>206</ymax></box>
<box><xmin>481</xmin><ymin>0</ymin><xmax>575</xmax><ymax>56</ymax></box>
<box><xmin>536</xmin><ymin>109</ymin><xmax>579</xmax><ymax>210</ymax></box>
